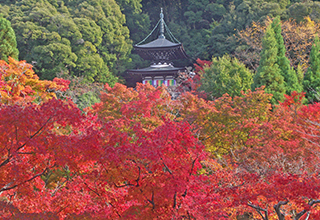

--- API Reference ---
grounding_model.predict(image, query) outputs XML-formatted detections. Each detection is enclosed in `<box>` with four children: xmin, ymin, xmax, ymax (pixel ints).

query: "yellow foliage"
<box><xmin>0</xmin><ymin>57</ymin><xmax>69</xmax><ymax>105</ymax></box>
<box><xmin>236</xmin><ymin>16</ymin><xmax>320</xmax><ymax>72</ymax></box>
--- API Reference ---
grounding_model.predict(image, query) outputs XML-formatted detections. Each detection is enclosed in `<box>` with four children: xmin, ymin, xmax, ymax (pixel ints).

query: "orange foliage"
<box><xmin>89</xmin><ymin>83</ymin><xmax>177</xmax><ymax>131</ymax></box>
<box><xmin>1</xmin><ymin>80</ymin><xmax>320</xmax><ymax>219</ymax></box>
<box><xmin>0</xmin><ymin>57</ymin><xmax>70</xmax><ymax>105</ymax></box>
<box><xmin>177</xmin><ymin>87</ymin><xmax>273</xmax><ymax>156</ymax></box>
<box><xmin>194</xmin><ymin>58</ymin><xmax>212</xmax><ymax>73</ymax></box>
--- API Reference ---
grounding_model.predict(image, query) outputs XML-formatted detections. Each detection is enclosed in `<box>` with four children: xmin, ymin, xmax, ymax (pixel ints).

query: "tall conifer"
<box><xmin>252</xmin><ymin>24</ymin><xmax>285</xmax><ymax>104</ymax></box>
<box><xmin>0</xmin><ymin>18</ymin><xmax>18</xmax><ymax>61</ymax></box>
<box><xmin>303</xmin><ymin>36</ymin><xmax>320</xmax><ymax>102</ymax></box>
<box><xmin>271</xmin><ymin>16</ymin><xmax>302</xmax><ymax>95</ymax></box>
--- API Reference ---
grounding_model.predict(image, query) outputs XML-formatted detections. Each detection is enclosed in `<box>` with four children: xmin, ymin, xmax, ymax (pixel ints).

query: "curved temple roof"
<box><xmin>135</xmin><ymin>38</ymin><xmax>180</xmax><ymax>49</ymax></box>
<box><xmin>127</xmin><ymin>63</ymin><xmax>185</xmax><ymax>76</ymax></box>
<box><xmin>133</xmin><ymin>8</ymin><xmax>188</xmax><ymax>61</ymax></box>
<box><xmin>133</xmin><ymin>41</ymin><xmax>188</xmax><ymax>61</ymax></box>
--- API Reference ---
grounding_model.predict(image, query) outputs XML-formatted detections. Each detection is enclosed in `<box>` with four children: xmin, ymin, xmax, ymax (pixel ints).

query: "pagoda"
<box><xmin>127</xmin><ymin>8</ymin><xmax>188</xmax><ymax>87</ymax></box>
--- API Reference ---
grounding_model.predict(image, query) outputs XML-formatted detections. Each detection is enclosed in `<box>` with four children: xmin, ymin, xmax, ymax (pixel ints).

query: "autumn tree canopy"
<box><xmin>236</xmin><ymin>16</ymin><xmax>320</xmax><ymax>73</ymax></box>
<box><xmin>3</xmin><ymin>1</ymin><xmax>320</xmax><ymax>218</ymax></box>
<box><xmin>1</xmin><ymin>61</ymin><xmax>320</xmax><ymax>219</ymax></box>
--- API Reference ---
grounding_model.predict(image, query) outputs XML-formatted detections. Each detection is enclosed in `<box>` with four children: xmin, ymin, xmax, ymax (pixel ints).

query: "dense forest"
<box><xmin>2</xmin><ymin>0</ymin><xmax>320</xmax><ymax>219</ymax></box>
<box><xmin>2</xmin><ymin>0</ymin><xmax>320</xmax><ymax>81</ymax></box>
<box><xmin>2</xmin><ymin>0</ymin><xmax>320</xmax><ymax>106</ymax></box>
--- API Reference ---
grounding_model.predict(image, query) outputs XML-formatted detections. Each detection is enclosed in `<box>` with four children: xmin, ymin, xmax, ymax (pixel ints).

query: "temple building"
<box><xmin>127</xmin><ymin>8</ymin><xmax>188</xmax><ymax>87</ymax></box>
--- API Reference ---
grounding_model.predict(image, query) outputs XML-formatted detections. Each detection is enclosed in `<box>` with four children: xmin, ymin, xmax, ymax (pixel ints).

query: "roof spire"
<box><xmin>159</xmin><ymin>8</ymin><xmax>165</xmax><ymax>39</ymax></box>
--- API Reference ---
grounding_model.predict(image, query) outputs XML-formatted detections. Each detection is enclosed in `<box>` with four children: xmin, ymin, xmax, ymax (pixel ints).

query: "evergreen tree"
<box><xmin>303</xmin><ymin>36</ymin><xmax>320</xmax><ymax>103</ymax></box>
<box><xmin>1</xmin><ymin>0</ymin><xmax>130</xmax><ymax>85</ymax></box>
<box><xmin>252</xmin><ymin>24</ymin><xmax>285</xmax><ymax>105</ymax></box>
<box><xmin>296</xmin><ymin>64</ymin><xmax>304</xmax><ymax>84</ymax></box>
<box><xmin>0</xmin><ymin>17</ymin><xmax>18</xmax><ymax>62</ymax></box>
<box><xmin>271</xmin><ymin>16</ymin><xmax>302</xmax><ymax>95</ymax></box>
<box><xmin>200</xmin><ymin>55</ymin><xmax>253</xmax><ymax>99</ymax></box>
<box><xmin>208</xmin><ymin>0</ymin><xmax>284</xmax><ymax>58</ymax></box>
<box><xmin>115</xmin><ymin>0</ymin><xmax>151</xmax><ymax>72</ymax></box>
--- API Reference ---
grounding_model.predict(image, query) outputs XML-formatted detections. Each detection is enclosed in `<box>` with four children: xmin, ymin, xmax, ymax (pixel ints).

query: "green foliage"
<box><xmin>135</xmin><ymin>0</ymin><xmax>312</xmax><ymax>63</ymax></box>
<box><xmin>200</xmin><ymin>55</ymin><xmax>253</xmax><ymax>99</ymax></box>
<box><xmin>56</xmin><ymin>74</ymin><xmax>104</xmax><ymax>110</ymax></box>
<box><xmin>168</xmin><ymin>21</ymin><xmax>211</xmax><ymax>62</ymax></box>
<box><xmin>77</xmin><ymin>91</ymin><xmax>101</xmax><ymax>110</ymax></box>
<box><xmin>115</xmin><ymin>0</ymin><xmax>151</xmax><ymax>72</ymax></box>
<box><xmin>252</xmin><ymin>24</ymin><xmax>285</xmax><ymax>104</ymax></box>
<box><xmin>0</xmin><ymin>17</ymin><xmax>18</xmax><ymax>62</ymax></box>
<box><xmin>116</xmin><ymin>0</ymin><xmax>142</xmax><ymax>13</ymax></box>
<box><xmin>182</xmin><ymin>0</ymin><xmax>234</xmax><ymax>60</ymax></box>
<box><xmin>287</xmin><ymin>1</ymin><xmax>320</xmax><ymax>22</ymax></box>
<box><xmin>2</xmin><ymin>0</ymin><xmax>305</xmax><ymax>78</ymax></box>
<box><xmin>208</xmin><ymin>0</ymin><xmax>285</xmax><ymax>58</ymax></box>
<box><xmin>1</xmin><ymin>0</ymin><xmax>131</xmax><ymax>84</ymax></box>
<box><xmin>3</xmin><ymin>0</ymin><xmax>320</xmax><ymax>87</ymax></box>
<box><xmin>271</xmin><ymin>16</ymin><xmax>302</xmax><ymax>95</ymax></box>
<box><xmin>296</xmin><ymin>63</ymin><xmax>304</xmax><ymax>83</ymax></box>
<box><xmin>138</xmin><ymin>0</ymin><xmax>235</xmax><ymax>63</ymax></box>
<box><xmin>303</xmin><ymin>36</ymin><xmax>320</xmax><ymax>102</ymax></box>
<box><xmin>32</xmin><ymin>42</ymin><xmax>77</xmax><ymax>80</ymax></box>
<box><xmin>267</xmin><ymin>0</ymin><xmax>290</xmax><ymax>9</ymax></box>
<box><xmin>115</xmin><ymin>0</ymin><xmax>149</xmax><ymax>42</ymax></box>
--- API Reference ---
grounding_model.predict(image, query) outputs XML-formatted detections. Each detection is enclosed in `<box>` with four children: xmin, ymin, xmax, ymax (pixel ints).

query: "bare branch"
<box><xmin>173</xmin><ymin>192</ymin><xmax>177</xmax><ymax>209</ymax></box>
<box><xmin>131</xmin><ymin>159</ymin><xmax>141</xmax><ymax>186</ymax></box>
<box><xmin>294</xmin><ymin>199</ymin><xmax>320</xmax><ymax>219</ymax></box>
<box><xmin>135</xmin><ymin>165</ymin><xmax>141</xmax><ymax>187</ymax></box>
<box><xmin>83</xmin><ymin>181</ymin><xmax>101</xmax><ymax>197</ymax></box>
<box><xmin>274</xmin><ymin>200</ymin><xmax>288</xmax><ymax>220</ymax></box>
<box><xmin>189</xmin><ymin>156</ymin><xmax>198</xmax><ymax>176</ymax></box>
<box><xmin>17</xmin><ymin>116</ymin><xmax>53</xmax><ymax>151</ymax></box>
<box><xmin>0</xmin><ymin>168</ymin><xmax>48</xmax><ymax>192</ymax></box>
<box><xmin>147</xmin><ymin>191</ymin><xmax>155</xmax><ymax>210</ymax></box>
<box><xmin>17</xmin><ymin>152</ymin><xmax>35</xmax><ymax>155</ymax></box>
<box><xmin>160</xmin><ymin>157</ymin><xmax>172</xmax><ymax>174</ymax></box>
<box><xmin>295</xmin><ymin>210</ymin><xmax>307</xmax><ymax>220</ymax></box>
<box><xmin>305</xmin><ymin>211</ymin><xmax>310</xmax><ymax>220</ymax></box>
<box><xmin>309</xmin><ymin>199</ymin><xmax>320</xmax><ymax>206</ymax></box>
<box><xmin>0</xmin><ymin>116</ymin><xmax>53</xmax><ymax>169</ymax></box>
<box><xmin>248</xmin><ymin>202</ymin><xmax>268</xmax><ymax>220</ymax></box>
<box><xmin>113</xmin><ymin>182</ymin><xmax>134</xmax><ymax>188</ymax></box>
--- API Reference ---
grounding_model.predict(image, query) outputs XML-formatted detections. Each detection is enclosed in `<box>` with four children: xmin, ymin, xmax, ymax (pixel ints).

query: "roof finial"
<box><xmin>159</xmin><ymin>8</ymin><xmax>165</xmax><ymax>39</ymax></box>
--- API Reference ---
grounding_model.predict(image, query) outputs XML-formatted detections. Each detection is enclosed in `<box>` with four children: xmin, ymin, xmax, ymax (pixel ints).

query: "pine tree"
<box><xmin>303</xmin><ymin>36</ymin><xmax>320</xmax><ymax>102</ymax></box>
<box><xmin>271</xmin><ymin>16</ymin><xmax>302</xmax><ymax>95</ymax></box>
<box><xmin>252</xmin><ymin>24</ymin><xmax>285</xmax><ymax>105</ymax></box>
<box><xmin>0</xmin><ymin>17</ymin><xmax>19</xmax><ymax>61</ymax></box>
